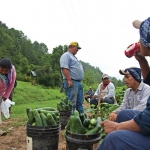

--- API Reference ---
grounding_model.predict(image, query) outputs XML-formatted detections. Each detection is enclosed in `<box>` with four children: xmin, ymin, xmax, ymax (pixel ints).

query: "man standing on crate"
<box><xmin>60</xmin><ymin>42</ymin><xmax>84</xmax><ymax>114</ymax></box>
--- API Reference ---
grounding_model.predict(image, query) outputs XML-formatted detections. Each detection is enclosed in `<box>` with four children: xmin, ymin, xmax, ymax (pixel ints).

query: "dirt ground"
<box><xmin>0</xmin><ymin>102</ymin><xmax>90</xmax><ymax>150</ymax></box>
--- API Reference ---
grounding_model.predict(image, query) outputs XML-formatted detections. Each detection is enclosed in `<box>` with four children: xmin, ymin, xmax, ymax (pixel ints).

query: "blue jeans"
<box><xmin>63</xmin><ymin>80</ymin><xmax>84</xmax><ymax>114</ymax></box>
<box><xmin>116</xmin><ymin>109</ymin><xmax>141</xmax><ymax>123</ymax></box>
<box><xmin>97</xmin><ymin>130</ymin><xmax>150</xmax><ymax>150</ymax></box>
<box><xmin>90</xmin><ymin>97</ymin><xmax>114</xmax><ymax>106</ymax></box>
<box><xmin>97</xmin><ymin>109</ymin><xmax>147</xmax><ymax>150</ymax></box>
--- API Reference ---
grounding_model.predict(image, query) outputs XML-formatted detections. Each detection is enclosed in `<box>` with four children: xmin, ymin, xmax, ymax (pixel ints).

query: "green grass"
<box><xmin>2</xmin><ymin>81</ymin><xmax>66</xmax><ymax>125</ymax></box>
<box><xmin>2</xmin><ymin>81</ymin><xmax>125</xmax><ymax>127</ymax></box>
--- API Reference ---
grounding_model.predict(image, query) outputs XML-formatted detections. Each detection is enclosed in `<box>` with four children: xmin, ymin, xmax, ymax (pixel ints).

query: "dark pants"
<box><xmin>97</xmin><ymin>130</ymin><xmax>150</xmax><ymax>150</ymax></box>
<box><xmin>116</xmin><ymin>109</ymin><xmax>141</xmax><ymax>123</ymax></box>
<box><xmin>97</xmin><ymin>109</ymin><xmax>150</xmax><ymax>150</ymax></box>
<box><xmin>90</xmin><ymin>97</ymin><xmax>114</xmax><ymax>107</ymax></box>
<box><xmin>84</xmin><ymin>95</ymin><xmax>92</xmax><ymax>102</ymax></box>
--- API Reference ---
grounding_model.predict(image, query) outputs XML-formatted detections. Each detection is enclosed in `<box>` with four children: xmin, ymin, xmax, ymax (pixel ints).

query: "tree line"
<box><xmin>0</xmin><ymin>21</ymin><xmax>124</xmax><ymax>87</ymax></box>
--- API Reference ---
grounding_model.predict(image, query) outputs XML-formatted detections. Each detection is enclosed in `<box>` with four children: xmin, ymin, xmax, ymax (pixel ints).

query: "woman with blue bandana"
<box><xmin>0</xmin><ymin>58</ymin><xmax>16</xmax><ymax>136</ymax></box>
<box><xmin>97</xmin><ymin>18</ymin><xmax>150</xmax><ymax>150</ymax></box>
<box><xmin>108</xmin><ymin>67</ymin><xmax>150</xmax><ymax>122</ymax></box>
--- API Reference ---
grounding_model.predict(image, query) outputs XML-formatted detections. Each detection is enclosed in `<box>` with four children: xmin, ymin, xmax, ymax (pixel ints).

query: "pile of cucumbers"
<box><xmin>57</xmin><ymin>97</ymin><xmax>72</xmax><ymax>111</ymax></box>
<box><xmin>26</xmin><ymin>107</ymin><xmax>60</xmax><ymax>127</ymax></box>
<box><xmin>66</xmin><ymin>110</ymin><xmax>102</xmax><ymax>135</ymax></box>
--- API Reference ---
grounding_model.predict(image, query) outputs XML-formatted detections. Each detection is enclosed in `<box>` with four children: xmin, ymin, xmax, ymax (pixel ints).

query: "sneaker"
<box><xmin>0</xmin><ymin>129</ymin><xmax>7</xmax><ymax>136</ymax></box>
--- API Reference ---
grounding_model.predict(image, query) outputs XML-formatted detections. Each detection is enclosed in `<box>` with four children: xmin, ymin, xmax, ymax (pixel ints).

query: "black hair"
<box><xmin>0</xmin><ymin>58</ymin><xmax>12</xmax><ymax>70</ymax></box>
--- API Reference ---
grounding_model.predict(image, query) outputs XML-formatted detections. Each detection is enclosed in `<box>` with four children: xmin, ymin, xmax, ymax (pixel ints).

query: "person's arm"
<box><xmin>101</xmin><ymin>119</ymin><xmax>140</xmax><ymax>134</ymax></box>
<box><xmin>93</xmin><ymin>84</ymin><xmax>101</xmax><ymax>97</ymax></box>
<box><xmin>60</xmin><ymin>53</ymin><xmax>73</xmax><ymax>87</ymax></box>
<box><xmin>117</xmin><ymin>119</ymin><xmax>140</xmax><ymax>131</ymax></box>
<box><xmin>3</xmin><ymin>65</ymin><xmax>16</xmax><ymax>99</ymax></box>
<box><xmin>62</xmin><ymin>68</ymin><xmax>73</xmax><ymax>87</ymax></box>
<box><xmin>134</xmin><ymin>53</ymin><xmax>150</xmax><ymax>78</ymax></box>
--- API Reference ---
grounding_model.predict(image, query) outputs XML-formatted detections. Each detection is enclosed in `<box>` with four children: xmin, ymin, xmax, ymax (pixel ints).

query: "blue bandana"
<box><xmin>125</xmin><ymin>67</ymin><xmax>141</xmax><ymax>83</ymax></box>
<box><xmin>139</xmin><ymin>17</ymin><xmax>150</xmax><ymax>49</ymax></box>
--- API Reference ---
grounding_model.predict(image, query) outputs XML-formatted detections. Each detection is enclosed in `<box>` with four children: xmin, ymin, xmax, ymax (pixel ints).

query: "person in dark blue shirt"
<box><xmin>84</xmin><ymin>86</ymin><xmax>94</xmax><ymax>103</ymax></box>
<box><xmin>97</xmin><ymin>17</ymin><xmax>150</xmax><ymax>150</ymax></box>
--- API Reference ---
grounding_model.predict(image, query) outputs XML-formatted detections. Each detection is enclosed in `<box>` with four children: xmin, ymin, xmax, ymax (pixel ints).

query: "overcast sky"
<box><xmin>0</xmin><ymin>0</ymin><xmax>150</xmax><ymax>80</ymax></box>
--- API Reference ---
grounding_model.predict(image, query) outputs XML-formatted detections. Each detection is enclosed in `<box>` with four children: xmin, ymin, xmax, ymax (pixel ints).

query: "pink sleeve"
<box><xmin>3</xmin><ymin>65</ymin><xmax>16</xmax><ymax>98</ymax></box>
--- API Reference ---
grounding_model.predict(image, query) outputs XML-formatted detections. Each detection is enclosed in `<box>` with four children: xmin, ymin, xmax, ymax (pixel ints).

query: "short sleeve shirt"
<box><xmin>60</xmin><ymin>51</ymin><xmax>84</xmax><ymax>81</ymax></box>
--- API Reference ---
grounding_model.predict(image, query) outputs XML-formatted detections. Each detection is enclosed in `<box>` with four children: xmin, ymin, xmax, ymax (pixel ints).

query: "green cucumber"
<box><xmin>90</xmin><ymin>118</ymin><xmax>97</xmax><ymax>126</ymax></box>
<box><xmin>83</xmin><ymin>118</ymin><xmax>90</xmax><ymax>127</ymax></box>
<box><xmin>28</xmin><ymin>109</ymin><xmax>35</xmax><ymax>125</ymax></box>
<box><xmin>88</xmin><ymin>124</ymin><xmax>95</xmax><ymax>130</ymax></box>
<box><xmin>32</xmin><ymin>122</ymin><xmax>36</xmax><ymax>126</ymax></box>
<box><xmin>70</xmin><ymin>115</ymin><xmax>85</xmax><ymax>134</ymax></box>
<box><xmin>86</xmin><ymin>126</ymin><xmax>101</xmax><ymax>135</ymax></box>
<box><xmin>80</xmin><ymin>113</ymin><xmax>86</xmax><ymax>124</ymax></box>
<box><xmin>96</xmin><ymin>117</ymin><xmax>102</xmax><ymax>127</ymax></box>
<box><xmin>47</xmin><ymin>113</ymin><xmax>57</xmax><ymax>126</ymax></box>
<box><xmin>39</xmin><ymin>110</ymin><xmax>60</xmax><ymax>116</ymax></box>
<box><xmin>26</xmin><ymin>107</ymin><xmax>31</xmax><ymax>117</ymax></box>
<box><xmin>33</xmin><ymin>109</ymin><xmax>43</xmax><ymax>126</ymax></box>
<box><xmin>36</xmin><ymin>107</ymin><xmax>57</xmax><ymax>111</ymax></box>
<box><xmin>74</xmin><ymin>110</ymin><xmax>79</xmax><ymax>117</ymax></box>
<box><xmin>40</xmin><ymin>113</ymin><xmax>49</xmax><ymax>126</ymax></box>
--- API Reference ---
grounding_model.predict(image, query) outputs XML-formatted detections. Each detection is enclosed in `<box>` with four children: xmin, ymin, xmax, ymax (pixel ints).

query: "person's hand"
<box><xmin>134</xmin><ymin>51</ymin><xmax>146</xmax><ymax>62</ymax></box>
<box><xmin>2</xmin><ymin>97</ymin><xmax>7</xmax><ymax>101</ymax></box>
<box><xmin>100</xmin><ymin>120</ymin><xmax>119</xmax><ymax>134</ymax></box>
<box><xmin>68</xmin><ymin>80</ymin><xmax>73</xmax><ymax>88</ymax></box>
<box><xmin>93</xmin><ymin>95</ymin><xmax>97</xmax><ymax>98</ymax></box>
<box><xmin>108</xmin><ymin>112</ymin><xmax>117</xmax><ymax>121</ymax></box>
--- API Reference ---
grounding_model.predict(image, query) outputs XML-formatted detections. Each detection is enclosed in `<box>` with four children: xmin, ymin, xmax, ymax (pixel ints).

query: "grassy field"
<box><xmin>3</xmin><ymin>81</ymin><xmax>66</xmax><ymax>125</ymax></box>
<box><xmin>2</xmin><ymin>81</ymin><xmax>125</xmax><ymax>126</ymax></box>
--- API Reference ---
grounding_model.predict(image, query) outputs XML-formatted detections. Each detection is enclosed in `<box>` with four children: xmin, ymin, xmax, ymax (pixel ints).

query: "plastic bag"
<box><xmin>1</xmin><ymin>98</ymin><xmax>15</xmax><ymax>118</ymax></box>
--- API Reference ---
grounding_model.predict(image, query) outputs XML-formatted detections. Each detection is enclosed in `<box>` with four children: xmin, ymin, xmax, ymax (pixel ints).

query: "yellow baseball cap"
<box><xmin>69</xmin><ymin>42</ymin><xmax>81</xmax><ymax>49</ymax></box>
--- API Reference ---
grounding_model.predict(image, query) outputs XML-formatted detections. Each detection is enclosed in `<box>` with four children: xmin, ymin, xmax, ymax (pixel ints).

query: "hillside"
<box><xmin>0</xmin><ymin>21</ymin><xmax>124</xmax><ymax>87</ymax></box>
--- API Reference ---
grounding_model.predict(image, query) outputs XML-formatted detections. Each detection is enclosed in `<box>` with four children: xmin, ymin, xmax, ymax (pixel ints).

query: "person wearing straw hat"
<box><xmin>108</xmin><ymin>67</ymin><xmax>150</xmax><ymax>122</ymax></box>
<box><xmin>97</xmin><ymin>17</ymin><xmax>150</xmax><ymax>150</ymax></box>
<box><xmin>60</xmin><ymin>42</ymin><xmax>84</xmax><ymax>115</ymax></box>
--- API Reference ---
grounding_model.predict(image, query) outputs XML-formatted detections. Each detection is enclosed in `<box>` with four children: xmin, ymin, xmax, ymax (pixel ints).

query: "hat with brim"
<box><xmin>69</xmin><ymin>42</ymin><xmax>81</xmax><ymax>49</ymax></box>
<box><xmin>132</xmin><ymin>18</ymin><xmax>150</xmax><ymax>49</ymax></box>
<box><xmin>102</xmin><ymin>74</ymin><xmax>109</xmax><ymax>79</ymax></box>
<box><xmin>119</xmin><ymin>67</ymin><xmax>141</xmax><ymax>83</ymax></box>
<box><xmin>132</xmin><ymin>20</ymin><xmax>142</xmax><ymax>29</ymax></box>
<box><xmin>119</xmin><ymin>70</ymin><xmax>130</xmax><ymax>75</ymax></box>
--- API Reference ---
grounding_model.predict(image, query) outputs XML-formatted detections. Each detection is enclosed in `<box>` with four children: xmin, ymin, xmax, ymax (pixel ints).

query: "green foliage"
<box><xmin>0</xmin><ymin>21</ymin><xmax>124</xmax><ymax>87</ymax></box>
<box><xmin>115</xmin><ymin>86</ymin><xmax>127</xmax><ymax>105</ymax></box>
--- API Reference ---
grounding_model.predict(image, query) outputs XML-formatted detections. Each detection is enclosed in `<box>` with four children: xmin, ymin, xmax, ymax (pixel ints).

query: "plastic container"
<box><xmin>124</xmin><ymin>42</ymin><xmax>140</xmax><ymax>58</ymax></box>
<box><xmin>65</xmin><ymin>128</ymin><xmax>101</xmax><ymax>150</ymax></box>
<box><xmin>26</xmin><ymin>123</ymin><xmax>61</xmax><ymax>150</ymax></box>
<box><xmin>59</xmin><ymin>110</ymin><xmax>72</xmax><ymax>129</ymax></box>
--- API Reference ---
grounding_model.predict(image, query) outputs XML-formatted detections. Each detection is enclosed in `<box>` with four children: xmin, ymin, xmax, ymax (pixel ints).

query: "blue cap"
<box><xmin>133</xmin><ymin>17</ymin><xmax>150</xmax><ymax>48</ymax></box>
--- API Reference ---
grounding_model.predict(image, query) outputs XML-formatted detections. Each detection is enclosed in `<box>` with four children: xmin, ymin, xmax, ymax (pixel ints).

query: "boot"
<box><xmin>0</xmin><ymin>129</ymin><xmax>7</xmax><ymax>136</ymax></box>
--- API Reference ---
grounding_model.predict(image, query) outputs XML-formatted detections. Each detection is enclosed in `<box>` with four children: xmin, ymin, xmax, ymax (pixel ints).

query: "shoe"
<box><xmin>88</xmin><ymin>98</ymin><xmax>90</xmax><ymax>103</ymax></box>
<box><xmin>0</xmin><ymin>129</ymin><xmax>7</xmax><ymax>136</ymax></box>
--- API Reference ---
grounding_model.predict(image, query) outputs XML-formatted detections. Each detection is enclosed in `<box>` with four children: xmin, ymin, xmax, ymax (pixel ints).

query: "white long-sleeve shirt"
<box><xmin>94</xmin><ymin>82</ymin><xmax>115</xmax><ymax>99</ymax></box>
